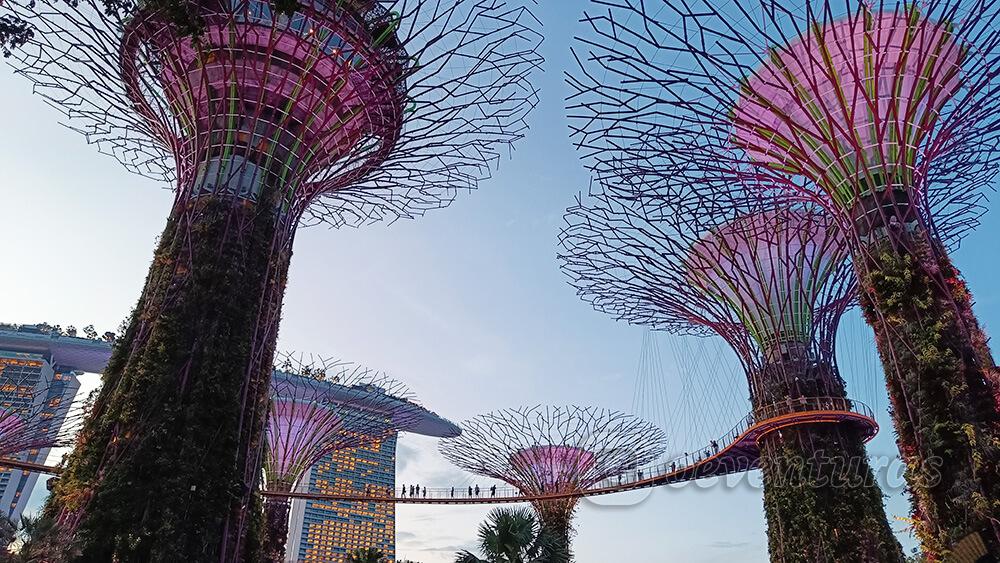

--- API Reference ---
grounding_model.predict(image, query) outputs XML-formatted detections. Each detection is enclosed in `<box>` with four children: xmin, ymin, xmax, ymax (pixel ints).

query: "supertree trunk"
<box><xmin>242</xmin><ymin>491</ymin><xmax>266</xmax><ymax>563</ymax></box>
<box><xmin>758</xmin><ymin>425</ymin><xmax>902</xmax><ymax>562</ymax></box>
<box><xmin>5</xmin><ymin>0</ymin><xmax>543</xmax><ymax>557</ymax></box>
<box><xmin>754</xmin><ymin>355</ymin><xmax>903</xmax><ymax>562</ymax></box>
<box><xmin>533</xmin><ymin>499</ymin><xmax>576</xmax><ymax>561</ymax></box>
<box><xmin>262</xmin><ymin>496</ymin><xmax>292</xmax><ymax>563</ymax></box>
<box><xmin>45</xmin><ymin>187</ymin><xmax>294</xmax><ymax>562</ymax></box>
<box><xmin>854</xmin><ymin>221</ymin><xmax>1000</xmax><ymax>556</ymax></box>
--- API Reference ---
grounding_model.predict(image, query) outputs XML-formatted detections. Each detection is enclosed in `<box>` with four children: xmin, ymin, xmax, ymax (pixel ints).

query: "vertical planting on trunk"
<box><xmin>856</xmin><ymin>229</ymin><xmax>1000</xmax><ymax>556</ymax></box>
<box><xmin>46</xmin><ymin>188</ymin><xmax>293</xmax><ymax>562</ymax></box>
<box><xmin>755</xmin><ymin>358</ymin><xmax>903</xmax><ymax>562</ymax></box>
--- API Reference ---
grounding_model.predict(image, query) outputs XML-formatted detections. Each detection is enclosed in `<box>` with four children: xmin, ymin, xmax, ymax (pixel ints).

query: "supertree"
<box><xmin>1</xmin><ymin>0</ymin><xmax>542</xmax><ymax>559</ymax></box>
<box><xmin>0</xmin><ymin>356</ymin><xmax>89</xmax><ymax>460</ymax></box>
<box><xmin>439</xmin><ymin>405</ymin><xmax>665</xmax><ymax>558</ymax></box>
<box><xmin>559</xmin><ymin>185</ymin><xmax>903</xmax><ymax>562</ymax></box>
<box><xmin>262</xmin><ymin>358</ymin><xmax>419</xmax><ymax>562</ymax></box>
<box><xmin>0</xmin><ymin>397</ymin><xmax>86</xmax><ymax>460</ymax></box>
<box><xmin>565</xmin><ymin>0</ymin><xmax>1000</xmax><ymax>555</ymax></box>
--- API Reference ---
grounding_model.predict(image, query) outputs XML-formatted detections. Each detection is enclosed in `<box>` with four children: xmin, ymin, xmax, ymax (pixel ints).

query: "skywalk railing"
<box><xmin>0</xmin><ymin>396</ymin><xmax>876</xmax><ymax>503</ymax></box>
<box><xmin>266</xmin><ymin>396</ymin><xmax>876</xmax><ymax>502</ymax></box>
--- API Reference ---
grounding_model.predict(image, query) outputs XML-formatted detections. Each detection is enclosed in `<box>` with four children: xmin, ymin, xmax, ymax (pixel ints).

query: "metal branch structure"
<box><xmin>2</xmin><ymin>0</ymin><xmax>542</xmax><ymax>559</ymax></box>
<box><xmin>559</xmin><ymin>187</ymin><xmax>903</xmax><ymax>561</ymax></box>
<box><xmin>439</xmin><ymin>405</ymin><xmax>665</xmax><ymax>557</ymax></box>
<box><xmin>565</xmin><ymin>0</ymin><xmax>1000</xmax><ymax>556</ymax></box>
<box><xmin>0</xmin><ymin>393</ymin><xmax>87</xmax><ymax>460</ymax></box>
<box><xmin>262</xmin><ymin>357</ymin><xmax>420</xmax><ymax>562</ymax></box>
<box><xmin>0</xmin><ymin>354</ymin><xmax>90</xmax><ymax>459</ymax></box>
<box><xmin>13</xmin><ymin>0</ymin><xmax>543</xmax><ymax>228</ymax></box>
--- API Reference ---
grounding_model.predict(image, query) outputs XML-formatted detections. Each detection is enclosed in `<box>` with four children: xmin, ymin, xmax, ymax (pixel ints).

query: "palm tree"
<box><xmin>455</xmin><ymin>507</ymin><xmax>567</xmax><ymax>563</ymax></box>
<box><xmin>348</xmin><ymin>547</ymin><xmax>386</xmax><ymax>563</ymax></box>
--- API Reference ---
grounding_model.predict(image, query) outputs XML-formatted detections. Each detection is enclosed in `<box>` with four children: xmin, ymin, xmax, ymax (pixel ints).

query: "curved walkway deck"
<box><xmin>5</xmin><ymin>397</ymin><xmax>877</xmax><ymax>505</ymax></box>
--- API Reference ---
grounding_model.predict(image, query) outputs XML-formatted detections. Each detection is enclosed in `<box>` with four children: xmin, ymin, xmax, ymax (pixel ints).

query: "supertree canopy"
<box><xmin>685</xmin><ymin>209</ymin><xmax>847</xmax><ymax>356</ymax></box>
<box><xmin>439</xmin><ymin>405</ymin><xmax>665</xmax><ymax>558</ymax></box>
<box><xmin>3</xmin><ymin>0</ymin><xmax>542</xmax><ymax>559</ymax></box>
<box><xmin>262</xmin><ymin>361</ymin><xmax>419</xmax><ymax>562</ymax></box>
<box><xmin>559</xmin><ymin>187</ymin><xmax>903</xmax><ymax>562</ymax></box>
<box><xmin>565</xmin><ymin>0</ymin><xmax>1000</xmax><ymax>556</ymax></box>
<box><xmin>0</xmin><ymin>398</ymin><xmax>85</xmax><ymax>459</ymax></box>
<box><xmin>508</xmin><ymin>446</ymin><xmax>597</xmax><ymax>494</ymax></box>
<box><xmin>0</xmin><ymin>359</ymin><xmax>89</xmax><ymax>461</ymax></box>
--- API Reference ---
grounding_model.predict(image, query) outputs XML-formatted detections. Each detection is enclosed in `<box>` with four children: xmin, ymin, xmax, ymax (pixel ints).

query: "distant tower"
<box><xmin>263</xmin><ymin>364</ymin><xmax>424</xmax><ymax>562</ymax></box>
<box><xmin>559</xmin><ymin>192</ymin><xmax>902</xmax><ymax>561</ymax></box>
<box><xmin>7</xmin><ymin>0</ymin><xmax>541</xmax><ymax>558</ymax></box>
<box><xmin>439</xmin><ymin>406</ymin><xmax>664</xmax><ymax>558</ymax></box>
<box><xmin>284</xmin><ymin>436</ymin><xmax>398</xmax><ymax>562</ymax></box>
<box><xmin>277</xmin><ymin>369</ymin><xmax>460</xmax><ymax>563</ymax></box>
<box><xmin>565</xmin><ymin>0</ymin><xmax>1000</xmax><ymax>554</ymax></box>
<box><xmin>0</xmin><ymin>325</ymin><xmax>108</xmax><ymax>521</ymax></box>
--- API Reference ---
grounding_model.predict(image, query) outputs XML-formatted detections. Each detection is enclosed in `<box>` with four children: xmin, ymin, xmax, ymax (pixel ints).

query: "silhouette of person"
<box><xmin>670</xmin><ymin>462</ymin><xmax>676</xmax><ymax>472</ymax></box>
<box><xmin>468</xmin><ymin>486</ymin><xmax>473</xmax><ymax>497</ymax></box>
<box><xmin>637</xmin><ymin>469</ymin><xmax>643</xmax><ymax>480</ymax></box>
<box><xmin>409</xmin><ymin>485</ymin><xmax>415</xmax><ymax>496</ymax></box>
<box><xmin>401</xmin><ymin>484</ymin><xmax>406</xmax><ymax>498</ymax></box>
<box><xmin>711</xmin><ymin>440</ymin><xmax>719</xmax><ymax>453</ymax></box>
<box><xmin>422</xmin><ymin>487</ymin><xmax>426</xmax><ymax>498</ymax></box>
<box><xmin>490</xmin><ymin>485</ymin><xmax>496</xmax><ymax>497</ymax></box>
<box><xmin>450</xmin><ymin>487</ymin><xmax>455</xmax><ymax>498</ymax></box>
<box><xmin>474</xmin><ymin>484</ymin><xmax>480</xmax><ymax>497</ymax></box>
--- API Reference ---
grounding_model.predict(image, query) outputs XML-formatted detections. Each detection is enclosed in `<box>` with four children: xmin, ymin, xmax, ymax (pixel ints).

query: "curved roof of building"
<box><xmin>272</xmin><ymin>370</ymin><xmax>460</xmax><ymax>438</ymax></box>
<box><xmin>0</xmin><ymin>326</ymin><xmax>113</xmax><ymax>374</ymax></box>
<box><xmin>0</xmin><ymin>326</ymin><xmax>460</xmax><ymax>439</ymax></box>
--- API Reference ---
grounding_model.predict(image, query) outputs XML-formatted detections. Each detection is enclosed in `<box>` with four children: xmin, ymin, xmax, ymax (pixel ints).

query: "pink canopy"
<box><xmin>0</xmin><ymin>407</ymin><xmax>60</xmax><ymax>458</ymax></box>
<box><xmin>509</xmin><ymin>445</ymin><xmax>598</xmax><ymax>492</ymax></box>
<box><xmin>732</xmin><ymin>10</ymin><xmax>963</xmax><ymax>204</ymax></box>
<box><xmin>0</xmin><ymin>412</ymin><xmax>27</xmax><ymax>456</ymax></box>
<box><xmin>119</xmin><ymin>0</ymin><xmax>406</xmax><ymax>207</ymax></box>
<box><xmin>265</xmin><ymin>398</ymin><xmax>346</xmax><ymax>490</ymax></box>
<box><xmin>685</xmin><ymin>209</ymin><xmax>846</xmax><ymax>351</ymax></box>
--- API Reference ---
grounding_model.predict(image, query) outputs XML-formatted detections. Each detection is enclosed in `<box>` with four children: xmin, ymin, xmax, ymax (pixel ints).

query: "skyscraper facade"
<box><xmin>0</xmin><ymin>325</ymin><xmax>107</xmax><ymax>520</ymax></box>
<box><xmin>0</xmin><ymin>327</ymin><xmax>460</xmax><ymax>558</ymax></box>
<box><xmin>277</xmin><ymin>371</ymin><xmax>460</xmax><ymax>563</ymax></box>
<box><xmin>284</xmin><ymin>435</ymin><xmax>398</xmax><ymax>562</ymax></box>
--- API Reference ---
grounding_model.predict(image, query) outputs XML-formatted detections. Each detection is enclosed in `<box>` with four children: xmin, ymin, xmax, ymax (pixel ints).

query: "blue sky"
<box><xmin>1</xmin><ymin>2</ymin><xmax>999</xmax><ymax>561</ymax></box>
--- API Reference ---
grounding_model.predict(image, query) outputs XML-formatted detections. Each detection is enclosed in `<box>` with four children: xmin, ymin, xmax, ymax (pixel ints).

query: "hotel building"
<box><xmin>276</xmin><ymin>371</ymin><xmax>459</xmax><ymax>562</ymax></box>
<box><xmin>0</xmin><ymin>325</ymin><xmax>109</xmax><ymax>519</ymax></box>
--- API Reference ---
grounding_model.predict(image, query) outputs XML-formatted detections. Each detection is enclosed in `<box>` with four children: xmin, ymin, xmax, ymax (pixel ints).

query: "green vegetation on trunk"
<box><xmin>533</xmin><ymin>500</ymin><xmax>575</xmax><ymax>562</ymax></box>
<box><xmin>856</xmin><ymin>229</ymin><xmax>1000</xmax><ymax>557</ymax></box>
<box><xmin>262</xmin><ymin>497</ymin><xmax>291</xmax><ymax>562</ymax></box>
<box><xmin>755</xmin><ymin>358</ymin><xmax>903</xmax><ymax>562</ymax></box>
<box><xmin>45</xmin><ymin>188</ymin><xmax>293</xmax><ymax>562</ymax></box>
<box><xmin>759</xmin><ymin>424</ymin><xmax>904</xmax><ymax>562</ymax></box>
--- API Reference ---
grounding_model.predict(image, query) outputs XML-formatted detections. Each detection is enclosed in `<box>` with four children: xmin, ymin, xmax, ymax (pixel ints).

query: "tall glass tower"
<box><xmin>278</xmin><ymin>371</ymin><xmax>460</xmax><ymax>562</ymax></box>
<box><xmin>285</xmin><ymin>435</ymin><xmax>398</xmax><ymax>562</ymax></box>
<box><xmin>0</xmin><ymin>325</ymin><xmax>109</xmax><ymax>520</ymax></box>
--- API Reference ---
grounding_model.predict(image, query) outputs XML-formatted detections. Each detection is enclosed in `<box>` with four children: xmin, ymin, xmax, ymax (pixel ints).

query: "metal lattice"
<box><xmin>265</xmin><ymin>354</ymin><xmax>418</xmax><ymax>493</ymax></box>
<box><xmin>565</xmin><ymin>0</ymin><xmax>1000</xmax><ymax>248</ymax></box>
<box><xmin>558</xmin><ymin>186</ymin><xmax>856</xmax><ymax>408</ymax></box>
<box><xmin>8</xmin><ymin>0</ymin><xmax>544</xmax><ymax>229</ymax></box>
<box><xmin>439</xmin><ymin>405</ymin><xmax>665</xmax><ymax>495</ymax></box>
